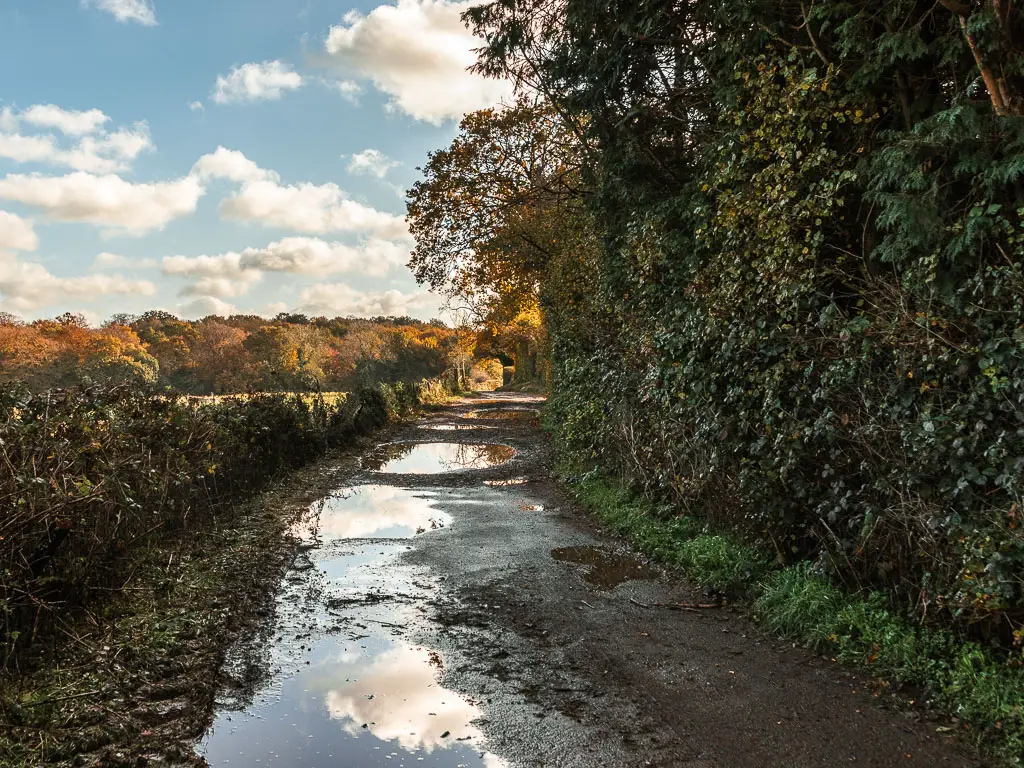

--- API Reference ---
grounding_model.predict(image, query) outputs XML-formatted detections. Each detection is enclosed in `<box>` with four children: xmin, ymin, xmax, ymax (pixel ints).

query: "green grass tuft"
<box><xmin>560</xmin><ymin>464</ymin><xmax>1024</xmax><ymax>766</ymax></box>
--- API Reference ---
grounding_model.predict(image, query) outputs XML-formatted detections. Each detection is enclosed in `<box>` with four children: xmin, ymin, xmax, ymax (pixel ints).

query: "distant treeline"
<box><xmin>0</xmin><ymin>311</ymin><xmax>497</xmax><ymax>394</ymax></box>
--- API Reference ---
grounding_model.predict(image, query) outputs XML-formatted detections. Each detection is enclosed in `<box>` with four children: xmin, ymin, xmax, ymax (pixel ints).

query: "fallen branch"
<box><xmin>629</xmin><ymin>597</ymin><xmax>721</xmax><ymax>612</ymax></box>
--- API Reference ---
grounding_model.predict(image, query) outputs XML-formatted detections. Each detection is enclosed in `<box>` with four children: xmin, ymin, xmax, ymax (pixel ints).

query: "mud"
<box><xmin>199</xmin><ymin>392</ymin><xmax>987</xmax><ymax>768</ymax></box>
<box><xmin>550</xmin><ymin>546</ymin><xmax>660</xmax><ymax>590</ymax></box>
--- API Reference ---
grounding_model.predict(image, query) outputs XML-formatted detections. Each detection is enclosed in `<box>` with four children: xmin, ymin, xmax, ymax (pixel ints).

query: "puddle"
<box><xmin>201</xmin><ymin>493</ymin><xmax>505</xmax><ymax>767</ymax></box>
<box><xmin>550</xmin><ymin>546</ymin><xmax>660</xmax><ymax>589</ymax></box>
<box><xmin>293</xmin><ymin>486</ymin><xmax>453</xmax><ymax>541</ymax></box>
<box><xmin>465</xmin><ymin>409</ymin><xmax>539</xmax><ymax>421</ymax></box>
<box><xmin>363</xmin><ymin>443</ymin><xmax>515</xmax><ymax>474</ymax></box>
<box><xmin>421</xmin><ymin>423</ymin><xmax>492</xmax><ymax>432</ymax></box>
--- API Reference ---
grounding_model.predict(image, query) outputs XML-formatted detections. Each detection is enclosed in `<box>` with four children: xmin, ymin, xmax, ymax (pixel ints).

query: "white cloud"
<box><xmin>91</xmin><ymin>252</ymin><xmax>157</xmax><ymax>270</ymax></box>
<box><xmin>58</xmin><ymin>124</ymin><xmax>153</xmax><ymax>173</ymax></box>
<box><xmin>0</xmin><ymin>108</ymin><xmax>18</xmax><ymax>133</ymax></box>
<box><xmin>189</xmin><ymin>101</ymin><xmax>205</xmax><ymax>112</ymax></box>
<box><xmin>213</xmin><ymin>61</ymin><xmax>303</xmax><ymax>105</ymax></box>
<box><xmin>162</xmin><ymin>236</ymin><xmax>406</xmax><ymax>301</ymax></box>
<box><xmin>84</xmin><ymin>0</ymin><xmax>157</xmax><ymax>26</ymax></box>
<box><xmin>346</xmin><ymin>148</ymin><xmax>399</xmax><ymax>178</ymax></box>
<box><xmin>22</xmin><ymin>105</ymin><xmax>109</xmax><ymax>136</ymax></box>
<box><xmin>162</xmin><ymin>252</ymin><xmax>256</xmax><ymax>280</ymax></box>
<box><xmin>0</xmin><ymin>106</ymin><xmax>153</xmax><ymax>173</ymax></box>
<box><xmin>162</xmin><ymin>251</ymin><xmax>262</xmax><ymax>299</ymax></box>
<box><xmin>191</xmin><ymin>146</ymin><xmax>276</xmax><ymax>184</ymax></box>
<box><xmin>238</xmin><ymin>236</ymin><xmax>407</xmax><ymax>276</ymax></box>
<box><xmin>220</xmin><ymin>178</ymin><xmax>408</xmax><ymax>238</ymax></box>
<box><xmin>0</xmin><ymin>255</ymin><xmax>156</xmax><ymax>313</ymax></box>
<box><xmin>0</xmin><ymin>211</ymin><xmax>38</xmax><ymax>252</ymax></box>
<box><xmin>264</xmin><ymin>301</ymin><xmax>288</xmax><ymax>316</ymax></box>
<box><xmin>0</xmin><ymin>172</ymin><xmax>204</xmax><ymax>236</ymax></box>
<box><xmin>299</xmin><ymin>282</ymin><xmax>435</xmax><ymax>317</ymax></box>
<box><xmin>178</xmin><ymin>296</ymin><xmax>237</xmax><ymax>318</ymax></box>
<box><xmin>333</xmin><ymin>80</ymin><xmax>363</xmax><ymax>103</ymax></box>
<box><xmin>0</xmin><ymin>133</ymin><xmax>59</xmax><ymax>165</ymax></box>
<box><xmin>324</xmin><ymin>0</ymin><xmax>512</xmax><ymax>124</ymax></box>
<box><xmin>180</xmin><ymin>276</ymin><xmax>257</xmax><ymax>299</ymax></box>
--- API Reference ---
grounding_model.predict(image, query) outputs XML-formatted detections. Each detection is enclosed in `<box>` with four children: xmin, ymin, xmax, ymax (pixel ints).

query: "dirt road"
<box><xmin>198</xmin><ymin>393</ymin><xmax>984</xmax><ymax>768</ymax></box>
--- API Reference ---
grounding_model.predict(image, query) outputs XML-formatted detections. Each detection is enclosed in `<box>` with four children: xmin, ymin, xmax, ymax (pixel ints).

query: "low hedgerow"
<box><xmin>0</xmin><ymin>378</ymin><xmax>450</xmax><ymax>666</ymax></box>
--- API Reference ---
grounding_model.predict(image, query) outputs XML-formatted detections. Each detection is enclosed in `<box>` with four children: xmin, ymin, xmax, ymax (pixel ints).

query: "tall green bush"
<box><xmin>470</xmin><ymin>0</ymin><xmax>1024</xmax><ymax>641</ymax></box>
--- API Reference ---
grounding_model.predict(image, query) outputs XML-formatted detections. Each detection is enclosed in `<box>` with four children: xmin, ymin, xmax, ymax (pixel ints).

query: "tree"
<box><xmin>407</xmin><ymin>100</ymin><xmax>588</xmax><ymax>327</ymax></box>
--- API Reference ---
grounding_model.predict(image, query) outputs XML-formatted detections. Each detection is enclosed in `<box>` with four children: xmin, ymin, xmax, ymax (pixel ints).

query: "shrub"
<box><xmin>0</xmin><ymin>377</ymin><xmax>451</xmax><ymax>664</ymax></box>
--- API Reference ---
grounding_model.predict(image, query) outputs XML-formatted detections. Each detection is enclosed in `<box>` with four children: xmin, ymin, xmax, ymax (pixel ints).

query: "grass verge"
<box><xmin>561</xmin><ymin>466</ymin><xmax>1024</xmax><ymax>767</ymax></box>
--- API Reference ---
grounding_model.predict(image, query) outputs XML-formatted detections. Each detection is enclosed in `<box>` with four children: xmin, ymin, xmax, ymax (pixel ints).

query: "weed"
<box><xmin>561</xmin><ymin>464</ymin><xmax>1024</xmax><ymax>766</ymax></box>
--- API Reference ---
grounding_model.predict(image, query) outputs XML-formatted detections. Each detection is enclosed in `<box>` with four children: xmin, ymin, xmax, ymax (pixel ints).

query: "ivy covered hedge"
<box><xmin>468</xmin><ymin>0</ymin><xmax>1024</xmax><ymax>645</ymax></box>
<box><xmin>0</xmin><ymin>379</ymin><xmax>448</xmax><ymax>662</ymax></box>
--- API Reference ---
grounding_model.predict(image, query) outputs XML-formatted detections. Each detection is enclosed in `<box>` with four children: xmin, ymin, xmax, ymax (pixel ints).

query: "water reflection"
<box><xmin>200</xmin><ymin>540</ymin><xmax>505</xmax><ymax>767</ymax></box>
<box><xmin>324</xmin><ymin>644</ymin><xmax>484</xmax><ymax>750</ymax></box>
<box><xmin>300</xmin><ymin>486</ymin><xmax>453</xmax><ymax>540</ymax></box>
<box><xmin>363</xmin><ymin>443</ymin><xmax>515</xmax><ymax>474</ymax></box>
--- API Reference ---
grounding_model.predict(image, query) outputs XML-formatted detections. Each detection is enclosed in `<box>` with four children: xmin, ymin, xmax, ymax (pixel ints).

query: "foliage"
<box><xmin>406</xmin><ymin>101</ymin><xmax>598</xmax><ymax>381</ymax></box>
<box><xmin>0</xmin><ymin>377</ymin><xmax>451</xmax><ymax>664</ymax></box>
<box><xmin>461</xmin><ymin>0</ymin><xmax>1024</xmax><ymax>646</ymax></box>
<box><xmin>566</xmin><ymin>467</ymin><xmax>1024</xmax><ymax>763</ymax></box>
<box><xmin>0</xmin><ymin>312</ymin><xmax>463</xmax><ymax>395</ymax></box>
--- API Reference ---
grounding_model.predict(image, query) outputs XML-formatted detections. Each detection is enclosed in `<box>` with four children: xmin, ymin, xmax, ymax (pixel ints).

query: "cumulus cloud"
<box><xmin>220</xmin><ymin>178</ymin><xmax>408</xmax><ymax>238</ymax></box>
<box><xmin>0</xmin><ymin>108</ymin><xmax>17</xmax><ymax>133</ymax></box>
<box><xmin>178</xmin><ymin>295</ymin><xmax>237</xmax><ymax>319</ymax></box>
<box><xmin>23</xmin><ymin>105</ymin><xmax>109</xmax><ymax>136</ymax></box>
<box><xmin>162</xmin><ymin>252</ymin><xmax>256</xmax><ymax>281</ymax></box>
<box><xmin>324</xmin><ymin>0</ymin><xmax>512</xmax><ymax>124</ymax></box>
<box><xmin>0</xmin><ymin>207</ymin><xmax>147</xmax><ymax>312</ymax></box>
<box><xmin>0</xmin><ymin>255</ymin><xmax>155</xmax><ymax>313</ymax></box>
<box><xmin>333</xmin><ymin>80</ymin><xmax>363</xmax><ymax>103</ymax></box>
<box><xmin>238</xmin><ymin>236</ymin><xmax>407</xmax><ymax>276</ymax></box>
<box><xmin>162</xmin><ymin>251</ymin><xmax>262</xmax><ymax>299</ymax></box>
<box><xmin>212</xmin><ymin>61</ymin><xmax>303</xmax><ymax>105</ymax></box>
<box><xmin>83</xmin><ymin>0</ymin><xmax>157</xmax><ymax>26</ymax></box>
<box><xmin>191</xmin><ymin>146</ymin><xmax>276</xmax><ymax>184</ymax></box>
<box><xmin>91</xmin><ymin>252</ymin><xmax>157</xmax><ymax>270</ymax></box>
<box><xmin>0</xmin><ymin>211</ymin><xmax>38</xmax><ymax>252</ymax></box>
<box><xmin>189</xmin><ymin>101</ymin><xmax>205</xmax><ymax>112</ymax></box>
<box><xmin>299</xmin><ymin>282</ymin><xmax>436</xmax><ymax>318</ymax></box>
<box><xmin>0</xmin><ymin>105</ymin><xmax>152</xmax><ymax>173</ymax></box>
<box><xmin>162</xmin><ymin>235</ymin><xmax>405</xmax><ymax>301</ymax></box>
<box><xmin>0</xmin><ymin>172</ymin><xmax>204</xmax><ymax>236</ymax></box>
<box><xmin>0</xmin><ymin>133</ymin><xmax>60</xmax><ymax>165</ymax></box>
<box><xmin>346</xmin><ymin>149</ymin><xmax>399</xmax><ymax>179</ymax></box>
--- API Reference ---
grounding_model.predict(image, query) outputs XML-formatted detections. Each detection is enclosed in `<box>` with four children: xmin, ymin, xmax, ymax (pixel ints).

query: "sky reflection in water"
<box><xmin>364</xmin><ymin>443</ymin><xmax>515</xmax><ymax>474</ymax></box>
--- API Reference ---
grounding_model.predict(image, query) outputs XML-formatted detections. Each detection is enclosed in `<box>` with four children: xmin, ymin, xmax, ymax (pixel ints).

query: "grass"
<box><xmin>561</xmin><ymin>465</ymin><xmax>1024</xmax><ymax>766</ymax></box>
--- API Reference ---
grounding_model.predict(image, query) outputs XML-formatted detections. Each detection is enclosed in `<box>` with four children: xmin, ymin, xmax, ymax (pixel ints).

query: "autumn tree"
<box><xmin>406</xmin><ymin>100</ymin><xmax>595</xmax><ymax>380</ymax></box>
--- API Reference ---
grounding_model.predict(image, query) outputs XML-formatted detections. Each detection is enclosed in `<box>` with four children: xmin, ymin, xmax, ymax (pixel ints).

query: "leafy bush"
<box><xmin>0</xmin><ymin>378</ymin><xmax>448</xmax><ymax>663</ymax></box>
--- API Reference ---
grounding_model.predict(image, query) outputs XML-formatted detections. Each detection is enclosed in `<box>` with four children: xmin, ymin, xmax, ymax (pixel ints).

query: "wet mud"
<box><xmin>550</xmin><ymin>546</ymin><xmax>660</xmax><ymax>590</ymax></box>
<box><xmin>199</xmin><ymin>392</ymin><xmax>987</xmax><ymax>768</ymax></box>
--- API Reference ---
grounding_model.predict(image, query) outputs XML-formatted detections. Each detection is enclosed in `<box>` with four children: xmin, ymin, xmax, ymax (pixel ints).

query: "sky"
<box><xmin>0</xmin><ymin>0</ymin><xmax>510</xmax><ymax>323</ymax></box>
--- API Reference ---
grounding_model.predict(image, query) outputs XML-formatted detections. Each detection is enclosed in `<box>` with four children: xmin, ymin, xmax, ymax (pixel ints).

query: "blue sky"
<box><xmin>0</xmin><ymin>0</ymin><xmax>508</xmax><ymax>322</ymax></box>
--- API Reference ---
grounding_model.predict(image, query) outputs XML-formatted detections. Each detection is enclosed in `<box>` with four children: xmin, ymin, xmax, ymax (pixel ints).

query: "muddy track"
<box><xmin>198</xmin><ymin>393</ymin><xmax>986</xmax><ymax>768</ymax></box>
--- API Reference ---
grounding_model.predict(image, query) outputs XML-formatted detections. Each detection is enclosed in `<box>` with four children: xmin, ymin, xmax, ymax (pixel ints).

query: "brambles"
<box><xmin>0</xmin><ymin>378</ymin><xmax>449</xmax><ymax>665</ymax></box>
